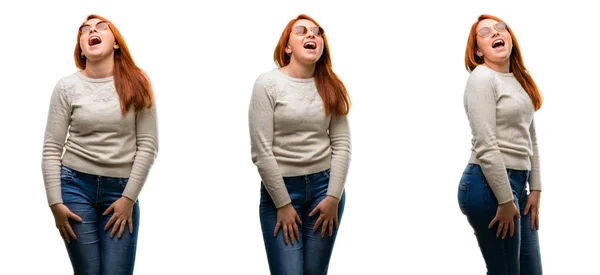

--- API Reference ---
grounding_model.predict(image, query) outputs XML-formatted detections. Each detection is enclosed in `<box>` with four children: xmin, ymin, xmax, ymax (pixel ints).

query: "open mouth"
<box><xmin>303</xmin><ymin>41</ymin><xmax>317</xmax><ymax>50</ymax></box>
<box><xmin>492</xmin><ymin>39</ymin><xmax>505</xmax><ymax>49</ymax></box>
<box><xmin>89</xmin><ymin>35</ymin><xmax>102</xmax><ymax>46</ymax></box>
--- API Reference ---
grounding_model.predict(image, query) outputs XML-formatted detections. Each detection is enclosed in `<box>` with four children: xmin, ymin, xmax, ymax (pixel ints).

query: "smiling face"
<box><xmin>475</xmin><ymin>19</ymin><xmax>513</xmax><ymax>65</ymax></box>
<box><xmin>78</xmin><ymin>18</ymin><xmax>119</xmax><ymax>61</ymax></box>
<box><xmin>285</xmin><ymin>19</ymin><xmax>325</xmax><ymax>65</ymax></box>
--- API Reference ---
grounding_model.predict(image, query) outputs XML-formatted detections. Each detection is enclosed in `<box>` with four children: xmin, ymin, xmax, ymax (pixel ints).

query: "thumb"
<box><xmin>308</xmin><ymin>206</ymin><xmax>319</xmax><ymax>217</ymax></box>
<box><xmin>295</xmin><ymin>215</ymin><xmax>303</xmax><ymax>225</ymax></box>
<box><xmin>523</xmin><ymin>202</ymin><xmax>531</xmax><ymax>215</ymax></box>
<box><xmin>515</xmin><ymin>211</ymin><xmax>521</xmax><ymax>219</ymax></box>
<box><xmin>103</xmin><ymin>204</ymin><xmax>114</xmax><ymax>216</ymax></box>
<box><xmin>68</xmin><ymin>211</ymin><xmax>82</xmax><ymax>222</ymax></box>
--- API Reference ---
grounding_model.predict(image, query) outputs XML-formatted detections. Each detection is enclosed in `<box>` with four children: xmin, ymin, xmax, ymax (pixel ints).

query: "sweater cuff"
<box><xmin>122</xmin><ymin>183</ymin><xmax>142</xmax><ymax>202</ymax></box>
<box><xmin>528</xmin><ymin>175</ymin><xmax>542</xmax><ymax>191</ymax></box>
<box><xmin>490</xmin><ymin>183</ymin><xmax>514</xmax><ymax>205</ymax></box>
<box><xmin>326</xmin><ymin>183</ymin><xmax>344</xmax><ymax>200</ymax></box>
<box><xmin>47</xmin><ymin>186</ymin><xmax>63</xmax><ymax>206</ymax></box>
<box><xmin>272</xmin><ymin>189</ymin><xmax>291</xmax><ymax>209</ymax></box>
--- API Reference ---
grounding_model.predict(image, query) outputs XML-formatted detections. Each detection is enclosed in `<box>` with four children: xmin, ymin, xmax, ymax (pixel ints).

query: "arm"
<box><xmin>528</xmin><ymin>117</ymin><xmax>541</xmax><ymax>191</ymax></box>
<box><xmin>121</xmin><ymin>97</ymin><xmax>159</xmax><ymax>202</ymax></box>
<box><xmin>41</xmin><ymin>80</ymin><xmax>71</xmax><ymax>206</ymax></box>
<box><xmin>249</xmin><ymin>77</ymin><xmax>290</xmax><ymax>208</ymax></box>
<box><xmin>326</xmin><ymin>114</ymin><xmax>351</xmax><ymax>199</ymax></box>
<box><xmin>465</xmin><ymin>73</ymin><xmax>513</xmax><ymax>204</ymax></box>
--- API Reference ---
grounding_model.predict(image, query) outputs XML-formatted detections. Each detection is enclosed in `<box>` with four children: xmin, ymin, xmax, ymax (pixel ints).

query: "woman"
<box><xmin>41</xmin><ymin>14</ymin><xmax>158</xmax><ymax>275</ymax></box>
<box><xmin>457</xmin><ymin>14</ymin><xmax>543</xmax><ymax>274</ymax></box>
<box><xmin>248</xmin><ymin>14</ymin><xmax>351</xmax><ymax>275</ymax></box>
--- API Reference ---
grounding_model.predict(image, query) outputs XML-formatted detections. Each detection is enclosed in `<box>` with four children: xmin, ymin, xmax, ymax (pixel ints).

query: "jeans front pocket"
<box><xmin>457</xmin><ymin>180</ymin><xmax>470</xmax><ymax>215</ymax></box>
<box><xmin>60</xmin><ymin>166</ymin><xmax>75</xmax><ymax>184</ymax></box>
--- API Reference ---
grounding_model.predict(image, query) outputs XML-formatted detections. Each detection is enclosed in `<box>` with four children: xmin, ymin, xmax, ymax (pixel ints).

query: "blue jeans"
<box><xmin>259</xmin><ymin>169</ymin><xmax>346</xmax><ymax>275</ymax></box>
<box><xmin>458</xmin><ymin>164</ymin><xmax>542</xmax><ymax>275</ymax></box>
<box><xmin>60</xmin><ymin>165</ymin><xmax>140</xmax><ymax>275</ymax></box>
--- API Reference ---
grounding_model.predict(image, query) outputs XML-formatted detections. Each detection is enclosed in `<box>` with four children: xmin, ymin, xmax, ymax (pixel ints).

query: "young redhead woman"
<box><xmin>248</xmin><ymin>14</ymin><xmax>351</xmax><ymax>275</ymax></box>
<box><xmin>457</xmin><ymin>14</ymin><xmax>543</xmax><ymax>275</ymax></box>
<box><xmin>41</xmin><ymin>14</ymin><xmax>158</xmax><ymax>275</ymax></box>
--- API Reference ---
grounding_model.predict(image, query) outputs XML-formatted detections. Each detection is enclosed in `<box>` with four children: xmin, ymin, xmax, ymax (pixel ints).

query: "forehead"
<box><xmin>293</xmin><ymin>19</ymin><xmax>317</xmax><ymax>28</ymax></box>
<box><xmin>477</xmin><ymin>19</ymin><xmax>499</xmax><ymax>29</ymax></box>
<box><xmin>83</xmin><ymin>18</ymin><xmax>103</xmax><ymax>25</ymax></box>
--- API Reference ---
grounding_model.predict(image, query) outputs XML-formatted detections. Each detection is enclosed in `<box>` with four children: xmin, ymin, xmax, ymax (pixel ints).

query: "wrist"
<box><xmin>121</xmin><ymin>195</ymin><xmax>135</xmax><ymax>203</ymax></box>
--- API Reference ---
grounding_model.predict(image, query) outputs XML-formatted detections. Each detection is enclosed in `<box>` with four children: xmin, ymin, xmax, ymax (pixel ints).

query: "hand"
<box><xmin>524</xmin><ymin>190</ymin><xmax>541</xmax><ymax>230</ymax></box>
<box><xmin>50</xmin><ymin>203</ymin><xmax>82</xmax><ymax>243</ymax></box>
<box><xmin>103</xmin><ymin>196</ymin><xmax>135</xmax><ymax>239</ymax></box>
<box><xmin>488</xmin><ymin>200</ymin><xmax>521</xmax><ymax>239</ymax></box>
<box><xmin>309</xmin><ymin>195</ymin><xmax>340</xmax><ymax>238</ymax></box>
<box><xmin>274</xmin><ymin>203</ymin><xmax>302</xmax><ymax>245</ymax></box>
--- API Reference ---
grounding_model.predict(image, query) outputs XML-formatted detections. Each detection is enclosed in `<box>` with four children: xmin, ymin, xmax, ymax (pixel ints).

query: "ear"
<box><xmin>114</xmin><ymin>43</ymin><xmax>120</xmax><ymax>49</ymax></box>
<box><xmin>285</xmin><ymin>45</ymin><xmax>292</xmax><ymax>55</ymax></box>
<box><xmin>476</xmin><ymin>48</ymin><xmax>483</xmax><ymax>57</ymax></box>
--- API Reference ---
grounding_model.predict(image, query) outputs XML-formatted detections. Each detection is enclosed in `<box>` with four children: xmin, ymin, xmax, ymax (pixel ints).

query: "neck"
<box><xmin>82</xmin><ymin>56</ymin><xmax>115</xmax><ymax>79</ymax></box>
<box><xmin>280</xmin><ymin>58</ymin><xmax>316</xmax><ymax>79</ymax></box>
<box><xmin>483</xmin><ymin>58</ymin><xmax>510</xmax><ymax>74</ymax></box>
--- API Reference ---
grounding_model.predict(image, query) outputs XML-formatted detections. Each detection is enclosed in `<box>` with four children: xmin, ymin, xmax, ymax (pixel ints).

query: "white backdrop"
<box><xmin>0</xmin><ymin>0</ymin><xmax>598</xmax><ymax>274</ymax></box>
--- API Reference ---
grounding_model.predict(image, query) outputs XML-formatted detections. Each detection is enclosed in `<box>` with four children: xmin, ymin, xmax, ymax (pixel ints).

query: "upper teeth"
<box><xmin>493</xmin><ymin>39</ymin><xmax>503</xmax><ymax>45</ymax></box>
<box><xmin>306</xmin><ymin>42</ymin><xmax>315</xmax><ymax>46</ymax></box>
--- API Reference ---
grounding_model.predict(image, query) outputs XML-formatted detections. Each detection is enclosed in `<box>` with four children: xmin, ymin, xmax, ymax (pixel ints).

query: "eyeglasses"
<box><xmin>79</xmin><ymin>21</ymin><xmax>109</xmax><ymax>34</ymax></box>
<box><xmin>293</xmin><ymin>25</ymin><xmax>324</xmax><ymax>36</ymax></box>
<box><xmin>477</xmin><ymin>22</ymin><xmax>508</xmax><ymax>38</ymax></box>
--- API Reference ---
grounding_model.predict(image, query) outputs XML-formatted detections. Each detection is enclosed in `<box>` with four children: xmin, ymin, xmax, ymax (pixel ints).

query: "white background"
<box><xmin>0</xmin><ymin>0</ymin><xmax>598</xmax><ymax>274</ymax></box>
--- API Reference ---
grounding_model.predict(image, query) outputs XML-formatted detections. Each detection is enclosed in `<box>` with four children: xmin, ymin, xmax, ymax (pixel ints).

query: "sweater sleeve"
<box><xmin>41</xmin><ymin>80</ymin><xmax>71</xmax><ymax>206</ymax></box>
<box><xmin>121</xmin><ymin>95</ymin><xmax>159</xmax><ymax>202</ymax></box>
<box><xmin>528</xmin><ymin>117</ymin><xmax>541</xmax><ymax>191</ymax></box>
<box><xmin>465</xmin><ymin>72</ymin><xmax>513</xmax><ymax>204</ymax></box>
<box><xmin>249</xmin><ymin>76</ymin><xmax>290</xmax><ymax>208</ymax></box>
<box><xmin>326</xmin><ymin>114</ymin><xmax>351</xmax><ymax>199</ymax></box>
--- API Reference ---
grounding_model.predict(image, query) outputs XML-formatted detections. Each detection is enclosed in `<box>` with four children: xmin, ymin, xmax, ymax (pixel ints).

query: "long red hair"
<box><xmin>274</xmin><ymin>14</ymin><xmax>351</xmax><ymax>117</ymax></box>
<box><xmin>74</xmin><ymin>14</ymin><xmax>153</xmax><ymax>115</ymax></box>
<box><xmin>465</xmin><ymin>14</ymin><xmax>542</xmax><ymax>111</ymax></box>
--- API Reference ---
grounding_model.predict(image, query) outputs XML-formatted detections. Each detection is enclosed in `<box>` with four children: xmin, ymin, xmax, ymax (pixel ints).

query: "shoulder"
<box><xmin>52</xmin><ymin>72</ymin><xmax>80</xmax><ymax>96</ymax></box>
<box><xmin>252</xmin><ymin>68</ymin><xmax>280</xmax><ymax>96</ymax></box>
<box><xmin>466</xmin><ymin>65</ymin><xmax>497</xmax><ymax>90</ymax></box>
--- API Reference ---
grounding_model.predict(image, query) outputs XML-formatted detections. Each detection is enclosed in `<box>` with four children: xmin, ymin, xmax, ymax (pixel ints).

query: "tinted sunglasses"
<box><xmin>293</xmin><ymin>25</ymin><xmax>324</xmax><ymax>36</ymax></box>
<box><xmin>79</xmin><ymin>21</ymin><xmax>109</xmax><ymax>34</ymax></box>
<box><xmin>477</xmin><ymin>22</ymin><xmax>507</xmax><ymax>38</ymax></box>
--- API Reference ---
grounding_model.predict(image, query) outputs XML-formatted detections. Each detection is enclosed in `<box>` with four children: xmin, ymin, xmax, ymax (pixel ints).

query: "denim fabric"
<box><xmin>458</xmin><ymin>163</ymin><xmax>542</xmax><ymax>275</ymax></box>
<box><xmin>259</xmin><ymin>169</ymin><xmax>346</xmax><ymax>275</ymax></box>
<box><xmin>60</xmin><ymin>165</ymin><xmax>140</xmax><ymax>275</ymax></box>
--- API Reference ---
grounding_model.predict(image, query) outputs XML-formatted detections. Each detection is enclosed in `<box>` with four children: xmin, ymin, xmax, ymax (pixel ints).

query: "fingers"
<box><xmin>58</xmin><ymin>227</ymin><xmax>66</xmax><ymax>242</ymax></box>
<box><xmin>313</xmin><ymin>216</ymin><xmax>323</xmax><ymax>233</ymax></box>
<box><xmin>282</xmin><ymin>224</ymin><xmax>289</xmax><ymax>245</ymax></box>
<box><xmin>515</xmin><ymin>210</ymin><xmax>521</xmax><ymax>219</ymax></box>
<box><xmin>288</xmin><ymin>224</ymin><xmax>295</xmax><ymax>245</ymax></box>
<box><xmin>509</xmin><ymin>220</ymin><xmax>514</xmax><ymax>238</ymax></box>
<box><xmin>68</xmin><ymin>211</ymin><xmax>82</xmax><ymax>222</ymax></box>
<box><xmin>118</xmin><ymin>220</ymin><xmax>127</xmax><ymax>239</ymax></box>
<box><xmin>293</xmin><ymin>222</ymin><xmax>300</xmax><ymax>242</ymax></box>
<box><xmin>495</xmin><ymin>221</ymin><xmax>503</xmax><ymax>237</ymax></box>
<box><xmin>334</xmin><ymin>216</ymin><xmax>339</xmax><ymax>229</ymax></box>
<box><xmin>104</xmin><ymin>215</ymin><xmax>116</xmax><ymax>231</ymax></box>
<box><xmin>128</xmin><ymin>217</ymin><xmax>133</xmax><ymax>234</ymax></box>
<box><xmin>61</xmin><ymin>226</ymin><xmax>71</xmax><ymax>243</ymax></box>
<box><xmin>295</xmin><ymin>215</ymin><xmax>303</xmax><ymax>225</ymax></box>
<box><xmin>328</xmin><ymin>220</ymin><xmax>334</xmax><ymax>237</ymax></box>
<box><xmin>321</xmin><ymin>220</ymin><xmax>329</xmax><ymax>238</ymax></box>
<box><xmin>66</xmin><ymin>223</ymin><xmax>77</xmax><ymax>241</ymax></box>
<box><xmin>110</xmin><ymin>219</ymin><xmax>121</xmax><ymax>238</ymax></box>
<box><xmin>273</xmin><ymin>222</ymin><xmax>281</xmax><ymax>238</ymax></box>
